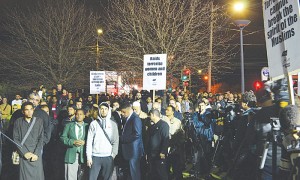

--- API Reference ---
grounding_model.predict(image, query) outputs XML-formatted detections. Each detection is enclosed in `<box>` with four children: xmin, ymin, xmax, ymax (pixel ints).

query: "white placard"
<box><xmin>90</xmin><ymin>71</ymin><xmax>106</xmax><ymax>94</ymax></box>
<box><xmin>263</xmin><ymin>0</ymin><xmax>300</xmax><ymax>80</ymax></box>
<box><xmin>143</xmin><ymin>54</ymin><xmax>167</xmax><ymax>90</ymax></box>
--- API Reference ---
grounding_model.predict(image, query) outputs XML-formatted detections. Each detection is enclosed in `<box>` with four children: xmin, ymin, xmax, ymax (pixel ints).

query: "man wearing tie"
<box><xmin>120</xmin><ymin>101</ymin><xmax>144</xmax><ymax>180</ymax></box>
<box><xmin>60</xmin><ymin>109</ymin><xmax>88</xmax><ymax>180</ymax></box>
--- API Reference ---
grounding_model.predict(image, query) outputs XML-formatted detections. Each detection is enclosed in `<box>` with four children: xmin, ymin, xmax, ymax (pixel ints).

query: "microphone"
<box><xmin>279</xmin><ymin>105</ymin><xmax>300</xmax><ymax>131</ymax></box>
<box><xmin>280</xmin><ymin>105</ymin><xmax>300</xmax><ymax>152</ymax></box>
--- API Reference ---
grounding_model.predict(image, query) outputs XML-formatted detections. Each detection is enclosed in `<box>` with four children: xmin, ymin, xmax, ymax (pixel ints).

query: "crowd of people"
<box><xmin>0</xmin><ymin>83</ymin><xmax>300</xmax><ymax>180</ymax></box>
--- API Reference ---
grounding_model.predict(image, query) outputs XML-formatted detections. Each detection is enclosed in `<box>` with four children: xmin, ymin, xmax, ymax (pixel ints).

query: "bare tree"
<box><xmin>0</xmin><ymin>0</ymin><xmax>100</xmax><ymax>87</ymax></box>
<box><xmin>101</xmin><ymin>0</ymin><xmax>236</xmax><ymax>82</ymax></box>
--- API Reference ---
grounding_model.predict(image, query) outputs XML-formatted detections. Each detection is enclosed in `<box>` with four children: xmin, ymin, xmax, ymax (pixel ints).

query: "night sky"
<box><xmin>0</xmin><ymin>0</ymin><xmax>268</xmax><ymax>91</ymax></box>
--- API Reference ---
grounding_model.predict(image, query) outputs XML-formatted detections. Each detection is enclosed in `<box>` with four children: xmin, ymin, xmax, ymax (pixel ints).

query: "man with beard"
<box><xmin>120</xmin><ymin>101</ymin><xmax>144</xmax><ymax>180</ymax></box>
<box><xmin>86</xmin><ymin>102</ymin><xmax>119</xmax><ymax>180</ymax></box>
<box><xmin>58</xmin><ymin>105</ymin><xmax>76</xmax><ymax>135</ymax></box>
<box><xmin>135</xmin><ymin>92</ymin><xmax>148</xmax><ymax>114</ymax></box>
<box><xmin>147</xmin><ymin>108</ymin><xmax>169</xmax><ymax>180</ymax></box>
<box><xmin>13</xmin><ymin>102</ymin><xmax>44</xmax><ymax>180</ymax></box>
<box><xmin>164</xmin><ymin>105</ymin><xmax>183</xmax><ymax>180</ymax></box>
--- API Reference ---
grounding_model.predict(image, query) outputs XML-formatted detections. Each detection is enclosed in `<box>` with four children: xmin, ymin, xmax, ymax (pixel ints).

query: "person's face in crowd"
<box><xmin>22</xmin><ymin>99</ymin><xmax>27</xmax><ymax>104</ymax></box>
<box><xmin>241</xmin><ymin>102</ymin><xmax>248</xmax><ymax>110</ymax></box>
<box><xmin>156</xmin><ymin>98</ymin><xmax>162</xmax><ymax>104</ymax></box>
<box><xmin>169</xmin><ymin>100</ymin><xmax>176</xmax><ymax>108</ymax></box>
<box><xmin>68</xmin><ymin>93</ymin><xmax>73</xmax><ymax>99</ymax></box>
<box><xmin>228</xmin><ymin>93</ymin><xmax>234</xmax><ymax>101</ymax></box>
<box><xmin>129</xmin><ymin>93</ymin><xmax>133</xmax><ymax>99</ymax></box>
<box><xmin>68</xmin><ymin>107</ymin><xmax>76</xmax><ymax>117</ymax></box>
<box><xmin>12</xmin><ymin>105</ymin><xmax>19</xmax><ymax>113</ymax></box>
<box><xmin>199</xmin><ymin>102</ymin><xmax>207</xmax><ymax>113</ymax></box>
<box><xmin>165</xmin><ymin>106</ymin><xmax>174</xmax><ymax>117</ymax></box>
<box><xmin>41</xmin><ymin>106</ymin><xmax>50</xmax><ymax>115</ymax></box>
<box><xmin>23</xmin><ymin>104</ymin><xmax>34</xmax><ymax>119</ymax></box>
<box><xmin>29</xmin><ymin>94</ymin><xmax>40</xmax><ymax>107</ymax></box>
<box><xmin>203</xmin><ymin>92</ymin><xmax>208</xmax><ymax>98</ymax></box>
<box><xmin>91</xmin><ymin>106</ymin><xmax>99</xmax><ymax>119</ymax></box>
<box><xmin>121</xmin><ymin>107</ymin><xmax>131</xmax><ymax>119</ymax></box>
<box><xmin>52</xmin><ymin>89</ymin><xmax>57</xmax><ymax>94</ymax></box>
<box><xmin>177</xmin><ymin>96</ymin><xmax>182</xmax><ymax>102</ymax></box>
<box><xmin>238</xmin><ymin>93</ymin><xmax>242</xmax><ymax>99</ymax></box>
<box><xmin>46</xmin><ymin>96</ymin><xmax>51</xmax><ymax>103</ymax></box>
<box><xmin>146</xmin><ymin>97</ymin><xmax>152</xmax><ymax>103</ymax></box>
<box><xmin>224</xmin><ymin>93</ymin><xmax>229</xmax><ymax>99</ymax></box>
<box><xmin>136</xmin><ymin>93</ymin><xmax>142</xmax><ymax>100</ymax></box>
<box><xmin>76</xmin><ymin>101</ymin><xmax>83</xmax><ymax>109</ymax></box>
<box><xmin>57</xmin><ymin>84</ymin><xmax>62</xmax><ymax>91</ymax></box>
<box><xmin>62</xmin><ymin>89</ymin><xmax>67</xmax><ymax>95</ymax></box>
<box><xmin>218</xmin><ymin>95</ymin><xmax>224</xmax><ymax>101</ymax></box>
<box><xmin>69</xmin><ymin>99</ymin><xmax>74</xmax><ymax>105</ymax></box>
<box><xmin>52</xmin><ymin>96</ymin><xmax>58</xmax><ymax>104</ymax></box>
<box><xmin>184</xmin><ymin>94</ymin><xmax>189</xmax><ymax>100</ymax></box>
<box><xmin>87</xmin><ymin>96</ymin><xmax>93</xmax><ymax>102</ymax></box>
<box><xmin>132</xmin><ymin>106</ymin><xmax>141</xmax><ymax>114</ymax></box>
<box><xmin>100</xmin><ymin>105</ymin><xmax>109</xmax><ymax>118</ymax></box>
<box><xmin>152</xmin><ymin>102</ymin><xmax>160</xmax><ymax>111</ymax></box>
<box><xmin>209</xmin><ymin>92</ymin><xmax>213</xmax><ymax>97</ymax></box>
<box><xmin>2</xmin><ymin>97</ymin><xmax>7</xmax><ymax>104</ymax></box>
<box><xmin>78</xmin><ymin>97</ymin><xmax>83</xmax><ymax>102</ymax></box>
<box><xmin>112</xmin><ymin>102</ymin><xmax>120</xmax><ymax>112</ymax></box>
<box><xmin>42</xmin><ymin>87</ymin><xmax>47</xmax><ymax>93</ymax></box>
<box><xmin>76</xmin><ymin>110</ymin><xmax>85</xmax><ymax>123</ymax></box>
<box><xmin>15</xmin><ymin>95</ymin><xmax>21</xmax><ymax>100</ymax></box>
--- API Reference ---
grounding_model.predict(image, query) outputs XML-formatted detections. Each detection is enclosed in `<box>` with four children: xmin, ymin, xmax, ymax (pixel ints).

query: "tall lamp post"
<box><xmin>96</xmin><ymin>28</ymin><xmax>103</xmax><ymax>70</ymax></box>
<box><xmin>234</xmin><ymin>20</ymin><xmax>250</xmax><ymax>94</ymax></box>
<box><xmin>96</xmin><ymin>28</ymin><xmax>103</xmax><ymax>104</ymax></box>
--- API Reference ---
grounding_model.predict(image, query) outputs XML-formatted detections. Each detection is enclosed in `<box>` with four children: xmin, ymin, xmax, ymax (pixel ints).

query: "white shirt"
<box><xmin>12</xmin><ymin>99</ymin><xmax>22</xmax><ymax>106</ymax></box>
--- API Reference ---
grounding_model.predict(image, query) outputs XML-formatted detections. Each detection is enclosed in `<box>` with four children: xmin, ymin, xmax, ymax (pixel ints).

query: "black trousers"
<box><xmin>167</xmin><ymin>153</ymin><xmax>183</xmax><ymax>180</ymax></box>
<box><xmin>149</xmin><ymin>158</ymin><xmax>168</xmax><ymax>180</ymax></box>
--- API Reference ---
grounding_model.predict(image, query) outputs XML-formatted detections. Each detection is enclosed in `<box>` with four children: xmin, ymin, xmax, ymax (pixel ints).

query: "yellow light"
<box><xmin>198</xmin><ymin>70</ymin><xmax>202</xmax><ymax>74</ymax></box>
<box><xmin>233</xmin><ymin>2</ymin><xmax>245</xmax><ymax>12</ymax></box>
<box><xmin>97</xmin><ymin>29</ymin><xmax>103</xmax><ymax>35</ymax></box>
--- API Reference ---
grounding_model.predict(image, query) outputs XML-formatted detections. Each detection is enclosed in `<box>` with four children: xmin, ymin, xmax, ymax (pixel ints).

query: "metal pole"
<box><xmin>208</xmin><ymin>1</ymin><xmax>213</xmax><ymax>93</ymax></box>
<box><xmin>96</xmin><ymin>34</ymin><xmax>100</xmax><ymax>105</ymax></box>
<box><xmin>240</xmin><ymin>28</ymin><xmax>245</xmax><ymax>94</ymax></box>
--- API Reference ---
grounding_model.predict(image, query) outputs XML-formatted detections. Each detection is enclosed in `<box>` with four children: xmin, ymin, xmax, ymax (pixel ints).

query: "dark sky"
<box><xmin>0</xmin><ymin>0</ymin><xmax>268</xmax><ymax>91</ymax></box>
<box><xmin>219</xmin><ymin>0</ymin><xmax>268</xmax><ymax>91</ymax></box>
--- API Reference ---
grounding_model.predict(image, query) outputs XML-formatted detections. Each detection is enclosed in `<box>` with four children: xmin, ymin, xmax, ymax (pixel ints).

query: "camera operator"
<box><xmin>192</xmin><ymin>100</ymin><xmax>216</xmax><ymax>177</ymax></box>
<box><xmin>278</xmin><ymin>104</ymin><xmax>300</xmax><ymax>179</ymax></box>
<box><xmin>253</xmin><ymin>88</ymin><xmax>282</xmax><ymax>180</ymax></box>
<box><xmin>229</xmin><ymin>91</ymin><xmax>258</xmax><ymax>180</ymax></box>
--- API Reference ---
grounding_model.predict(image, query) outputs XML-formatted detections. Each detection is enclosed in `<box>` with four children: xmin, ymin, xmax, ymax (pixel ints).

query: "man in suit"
<box><xmin>120</xmin><ymin>101</ymin><xmax>144</xmax><ymax>180</ymax></box>
<box><xmin>60</xmin><ymin>109</ymin><xmax>88</xmax><ymax>180</ymax></box>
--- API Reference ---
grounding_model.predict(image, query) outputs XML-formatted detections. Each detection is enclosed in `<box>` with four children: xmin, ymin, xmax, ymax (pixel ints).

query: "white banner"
<box><xmin>263</xmin><ymin>0</ymin><xmax>300</xmax><ymax>80</ymax></box>
<box><xmin>143</xmin><ymin>54</ymin><xmax>167</xmax><ymax>90</ymax></box>
<box><xmin>90</xmin><ymin>71</ymin><xmax>106</xmax><ymax>94</ymax></box>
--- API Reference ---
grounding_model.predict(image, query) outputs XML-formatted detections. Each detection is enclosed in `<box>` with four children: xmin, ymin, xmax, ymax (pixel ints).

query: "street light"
<box><xmin>96</xmin><ymin>28</ymin><xmax>103</xmax><ymax>70</ymax></box>
<box><xmin>96</xmin><ymin>28</ymin><xmax>103</xmax><ymax>104</ymax></box>
<box><xmin>234</xmin><ymin>19</ymin><xmax>250</xmax><ymax>94</ymax></box>
<box><xmin>233</xmin><ymin>2</ymin><xmax>245</xmax><ymax>12</ymax></box>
